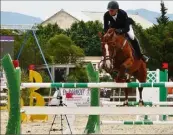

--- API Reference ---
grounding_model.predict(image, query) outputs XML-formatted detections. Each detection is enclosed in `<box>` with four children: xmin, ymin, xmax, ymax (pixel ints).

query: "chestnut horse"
<box><xmin>99</xmin><ymin>28</ymin><xmax>147</xmax><ymax>106</ymax></box>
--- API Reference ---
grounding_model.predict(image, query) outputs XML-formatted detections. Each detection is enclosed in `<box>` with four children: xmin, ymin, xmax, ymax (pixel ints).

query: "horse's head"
<box><xmin>98</xmin><ymin>28</ymin><xmax>127</xmax><ymax>71</ymax></box>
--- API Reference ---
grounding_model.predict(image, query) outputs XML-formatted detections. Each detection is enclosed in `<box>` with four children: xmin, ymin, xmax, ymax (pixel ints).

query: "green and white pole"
<box><xmin>101</xmin><ymin>120</ymin><xmax>173</xmax><ymax>125</ymax></box>
<box><xmin>16</xmin><ymin>82</ymin><xmax>173</xmax><ymax>88</ymax></box>
<box><xmin>84</xmin><ymin>63</ymin><xmax>100</xmax><ymax>134</ymax></box>
<box><xmin>159</xmin><ymin>69</ymin><xmax>168</xmax><ymax>121</ymax></box>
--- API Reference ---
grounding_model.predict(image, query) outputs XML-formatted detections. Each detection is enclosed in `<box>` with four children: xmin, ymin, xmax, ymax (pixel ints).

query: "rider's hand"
<box><xmin>115</xmin><ymin>29</ymin><xmax>123</xmax><ymax>34</ymax></box>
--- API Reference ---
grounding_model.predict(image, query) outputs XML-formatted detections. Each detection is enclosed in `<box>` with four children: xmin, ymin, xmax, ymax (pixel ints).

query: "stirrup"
<box><xmin>142</xmin><ymin>55</ymin><xmax>149</xmax><ymax>62</ymax></box>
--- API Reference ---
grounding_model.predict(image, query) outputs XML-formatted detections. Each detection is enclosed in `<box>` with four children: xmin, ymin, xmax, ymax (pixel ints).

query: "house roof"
<box><xmin>41</xmin><ymin>9</ymin><xmax>153</xmax><ymax>29</ymax></box>
<box><xmin>41</xmin><ymin>9</ymin><xmax>90</xmax><ymax>25</ymax></box>
<box><xmin>81</xmin><ymin>11</ymin><xmax>153</xmax><ymax>29</ymax></box>
<box><xmin>63</xmin><ymin>9</ymin><xmax>91</xmax><ymax>22</ymax></box>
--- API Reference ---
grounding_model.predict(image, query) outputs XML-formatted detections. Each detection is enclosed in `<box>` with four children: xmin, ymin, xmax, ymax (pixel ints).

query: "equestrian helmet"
<box><xmin>107</xmin><ymin>1</ymin><xmax>119</xmax><ymax>10</ymax></box>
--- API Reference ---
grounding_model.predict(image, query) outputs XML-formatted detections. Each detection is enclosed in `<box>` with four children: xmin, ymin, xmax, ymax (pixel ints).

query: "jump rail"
<box><xmin>102</xmin><ymin>101</ymin><xmax>173</xmax><ymax>106</ymax></box>
<box><xmin>21</xmin><ymin>106</ymin><xmax>173</xmax><ymax>115</ymax></box>
<box><xmin>18</xmin><ymin>82</ymin><xmax>173</xmax><ymax>88</ymax></box>
<box><xmin>101</xmin><ymin>120</ymin><xmax>173</xmax><ymax>125</ymax></box>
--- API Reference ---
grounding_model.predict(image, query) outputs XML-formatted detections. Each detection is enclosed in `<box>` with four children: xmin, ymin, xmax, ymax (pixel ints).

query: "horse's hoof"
<box><xmin>139</xmin><ymin>100</ymin><xmax>144</xmax><ymax>106</ymax></box>
<box><xmin>123</xmin><ymin>102</ymin><xmax>128</xmax><ymax>106</ymax></box>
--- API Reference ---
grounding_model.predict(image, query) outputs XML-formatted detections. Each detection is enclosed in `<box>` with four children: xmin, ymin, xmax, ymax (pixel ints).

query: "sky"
<box><xmin>1</xmin><ymin>1</ymin><xmax>173</xmax><ymax>20</ymax></box>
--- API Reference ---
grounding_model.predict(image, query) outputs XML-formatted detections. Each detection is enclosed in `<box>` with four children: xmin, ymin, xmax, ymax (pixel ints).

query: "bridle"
<box><xmin>99</xmin><ymin>35</ymin><xmax>128</xmax><ymax>73</ymax></box>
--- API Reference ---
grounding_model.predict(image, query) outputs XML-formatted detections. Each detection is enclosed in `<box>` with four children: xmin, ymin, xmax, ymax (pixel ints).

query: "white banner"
<box><xmin>60</xmin><ymin>88</ymin><xmax>90</xmax><ymax>106</ymax></box>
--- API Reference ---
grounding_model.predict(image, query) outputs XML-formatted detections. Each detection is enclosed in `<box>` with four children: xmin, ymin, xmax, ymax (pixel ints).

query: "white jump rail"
<box><xmin>110</xmin><ymin>95</ymin><xmax>173</xmax><ymax>98</ymax></box>
<box><xmin>101</xmin><ymin>101</ymin><xmax>173</xmax><ymax>106</ymax></box>
<box><xmin>168</xmin><ymin>94</ymin><xmax>173</xmax><ymax>98</ymax></box>
<box><xmin>20</xmin><ymin>82</ymin><xmax>173</xmax><ymax>88</ymax></box>
<box><xmin>21</xmin><ymin>106</ymin><xmax>173</xmax><ymax>115</ymax></box>
<box><xmin>0</xmin><ymin>93</ymin><xmax>7</xmax><ymax>97</ymax></box>
<box><xmin>0</xmin><ymin>100</ymin><xmax>7</xmax><ymax>104</ymax></box>
<box><xmin>101</xmin><ymin>120</ymin><xmax>173</xmax><ymax>125</ymax></box>
<box><xmin>110</xmin><ymin>96</ymin><xmax>136</xmax><ymax>98</ymax></box>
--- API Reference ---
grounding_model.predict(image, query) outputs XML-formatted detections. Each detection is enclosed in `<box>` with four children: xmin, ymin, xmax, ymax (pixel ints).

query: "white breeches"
<box><xmin>127</xmin><ymin>25</ymin><xmax>135</xmax><ymax>40</ymax></box>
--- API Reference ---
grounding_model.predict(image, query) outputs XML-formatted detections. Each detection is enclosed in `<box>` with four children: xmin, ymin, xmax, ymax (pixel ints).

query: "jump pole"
<box><xmin>159</xmin><ymin>69</ymin><xmax>168</xmax><ymax>120</ymax></box>
<box><xmin>4</xmin><ymin>82</ymin><xmax>173</xmax><ymax>88</ymax></box>
<box><xmin>2</xmin><ymin>54</ymin><xmax>21</xmax><ymax>135</ymax></box>
<box><xmin>2</xmin><ymin>54</ymin><xmax>101</xmax><ymax>134</ymax></box>
<box><xmin>2</xmin><ymin>54</ymin><xmax>172</xmax><ymax>135</ymax></box>
<box><xmin>84</xmin><ymin>63</ymin><xmax>100</xmax><ymax>134</ymax></box>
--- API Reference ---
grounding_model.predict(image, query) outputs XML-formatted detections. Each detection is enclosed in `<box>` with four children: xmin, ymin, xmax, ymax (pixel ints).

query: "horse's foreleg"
<box><xmin>124</xmin><ymin>77</ymin><xmax>131</xmax><ymax>106</ymax></box>
<box><xmin>138</xmin><ymin>87</ymin><xmax>144</xmax><ymax>106</ymax></box>
<box><xmin>115</xmin><ymin>57</ymin><xmax>133</xmax><ymax>81</ymax></box>
<box><xmin>123</xmin><ymin>88</ymin><xmax>129</xmax><ymax>106</ymax></box>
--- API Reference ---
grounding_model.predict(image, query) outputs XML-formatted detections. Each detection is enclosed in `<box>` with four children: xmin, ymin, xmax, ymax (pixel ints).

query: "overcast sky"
<box><xmin>2</xmin><ymin>1</ymin><xmax>173</xmax><ymax>20</ymax></box>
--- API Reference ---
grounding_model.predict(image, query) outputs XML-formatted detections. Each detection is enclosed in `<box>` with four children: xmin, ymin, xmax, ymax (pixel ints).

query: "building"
<box><xmin>41</xmin><ymin>9</ymin><xmax>91</xmax><ymax>30</ymax></box>
<box><xmin>41</xmin><ymin>9</ymin><xmax>153</xmax><ymax>30</ymax></box>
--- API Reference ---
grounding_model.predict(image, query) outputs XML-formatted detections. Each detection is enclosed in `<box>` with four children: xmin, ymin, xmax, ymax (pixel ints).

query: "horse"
<box><xmin>98</xmin><ymin>28</ymin><xmax>147</xmax><ymax>106</ymax></box>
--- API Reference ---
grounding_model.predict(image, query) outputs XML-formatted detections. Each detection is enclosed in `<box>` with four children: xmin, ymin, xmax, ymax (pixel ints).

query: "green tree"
<box><xmin>132</xmin><ymin>23</ymin><xmax>147</xmax><ymax>52</ymax></box>
<box><xmin>100</xmin><ymin>75</ymin><xmax>113</xmax><ymax>82</ymax></box>
<box><xmin>136</xmin><ymin>21</ymin><xmax>173</xmax><ymax>70</ymax></box>
<box><xmin>20</xmin><ymin>69</ymin><xmax>30</xmax><ymax>106</ymax></box>
<box><xmin>14</xmin><ymin>32</ymin><xmax>41</xmax><ymax>68</ymax></box>
<box><xmin>0</xmin><ymin>29</ymin><xmax>14</xmax><ymax>35</ymax></box>
<box><xmin>68</xmin><ymin>20</ymin><xmax>104</xmax><ymax>56</ymax></box>
<box><xmin>14</xmin><ymin>23</ymin><xmax>65</xmax><ymax>68</ymax></box>
<box><xmin>36</xmin><ymin>23</ymin><xmax>65</xmax><ymax>48</ymax></box>
<box><xmin>131</xmin><ymin>7</ymin><xmax>173</xmax><ymax>70</ymax></box>
<box><xmin>66</xmin><ymin>63</ymin><xmax>88</xmax><ymax>82</ymax></box>
<box><xmin>47</xmin><ymin>34</ymin><xmax>85</xmax><ymax>64</ymax></box>
<box><xmin>36</xmin><ymin>70</ymin><xmax>52</xmax><ymax>96</ymax></box>
<box><xmin>156</xmin><ymin>0</ymin><xmax>169</xmax><ymax>25</ymax></box>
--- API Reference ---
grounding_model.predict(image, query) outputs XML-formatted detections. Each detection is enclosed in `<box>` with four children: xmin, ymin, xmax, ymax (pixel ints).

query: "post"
<box><xmin>84</xmin><ymin>63</ymin><xmax>100</xmax><ymax>134</ymax></box>
<box><xmin>159</xmin><ymin>69</ymin><xmax>168</xmax><ymax>121</ymax></box>
<box><xmin>2</xmin><ymin>54</ymin><xmax>21</xmax><ymax>135</ymax></box>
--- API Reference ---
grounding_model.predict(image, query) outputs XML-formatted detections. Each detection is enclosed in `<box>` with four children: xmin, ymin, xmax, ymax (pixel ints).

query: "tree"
<box><xmin>131</xmin><ymin>9</ymin><xmax>173</xmax><ymax>70</ymax></box>
<box><xmin>13</xmin><ymin>23</ymin><xmax>65</xmax><ymax>68</ymax></box>
<box><xmin>156</xmin><ymin>0</ymin><xmax>169</xmax><ymax>25</ymax></box>
<box><xmin>34</xmin><ymin>23</ymin><xmax>66</xmax><ymax>64</ymax></box>
<box><xmin>0</xmin><ymin>29</ymin><xmax>14</xmax><ymax>35</ymax></box>
<box><xmin>136</xmin><ymin>21</ymin><xmax>173</xmax><ymax>70</ymax></box>
<box><xmin>47</xmin><ymin>34</ymin><xmax>85</xmax><ymax>64</ymax></box>
<box><xmin>132</xmin><ymin>23</ymin><xmax>147</xmax><ymax>52</ymax></box>
<box><xmin>66</xmin><ymin>63</ymin><xmax>88</xmax><ymax>82</ymax></box>
<box><xmin>100</xmin><ymin>75</ymin><xmax>113</xmax><ymax>82</ymax></box>
<box><xmin>68</xmin><ymin>20</ymin><xmax>104</xmax><ymax>56</ymax></box>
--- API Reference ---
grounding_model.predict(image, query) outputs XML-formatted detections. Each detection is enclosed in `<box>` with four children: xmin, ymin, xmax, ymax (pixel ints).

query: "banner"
<box><xmin>60</xmin><ymin>88</ymin><xmax>91</xmax><ymax>106</ymax></box>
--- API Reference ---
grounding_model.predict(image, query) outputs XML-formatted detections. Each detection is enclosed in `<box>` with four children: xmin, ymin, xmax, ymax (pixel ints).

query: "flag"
<box><xmin>162</xmin><ymin>62</ymin><xmax>168</xmax><ymax>69</ymax></box>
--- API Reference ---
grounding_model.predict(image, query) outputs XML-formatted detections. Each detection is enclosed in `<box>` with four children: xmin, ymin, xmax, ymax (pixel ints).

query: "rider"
<box><xmin>103</xmin><ymin>1</ymin><xmax>149</xmax><ymax>62</ymax></box>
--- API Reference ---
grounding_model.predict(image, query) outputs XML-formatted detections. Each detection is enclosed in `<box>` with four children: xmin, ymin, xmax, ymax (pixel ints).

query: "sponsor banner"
<box><xmin>60</xmin><ymin>88</ymin><xmax>90</xmax><ymax>106</ymax></box>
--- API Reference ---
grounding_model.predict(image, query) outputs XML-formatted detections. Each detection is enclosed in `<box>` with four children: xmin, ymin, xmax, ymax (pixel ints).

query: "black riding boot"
<box><xmin>130</xmin><ymin>37</ymin><xmax>149</xmax><ymax>62</ymax></box>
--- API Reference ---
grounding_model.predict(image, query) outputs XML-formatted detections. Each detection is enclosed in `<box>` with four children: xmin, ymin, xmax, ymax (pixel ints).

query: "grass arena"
<box><xmin>1</xmin><ymin>54</ymin><xmax>173</xmax><ymax>134</ymax></box>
